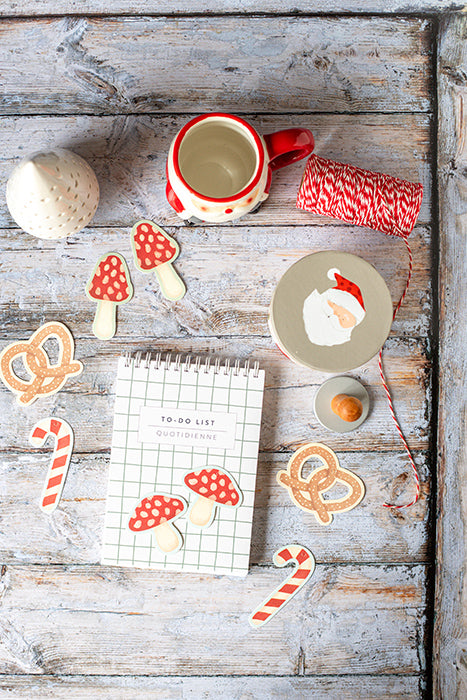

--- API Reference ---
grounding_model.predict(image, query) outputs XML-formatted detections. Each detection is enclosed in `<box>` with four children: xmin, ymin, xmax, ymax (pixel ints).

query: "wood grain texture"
<box><xmin>0</xmin><ymin>450</ymin><xmax>429</xmax><ymax>566</ymax></box>
<box><xmin>0</xmin><ymin>673</ymin><xmax>423</xmax><ymax>700</ymax></box>
<box><xmin>0</xmin><ymin>6</ymin><xmax>436</xmax><ymax>694</ymax></box>
<box><xmin>434</xmin><ymin>13</ymin><xmax>467</xmax><ymax>700</ymax></box>
<box><xmin>0</xmin><ymin>564</ymin><xmax>427</xmax><ymax>676</ymax></box>
<box><xmin>0</xmin><ymin>0</ymin><xmax>460</xmax><ymax>17</ymax></box>
<box><xmin>0</xmin><ymin>225</ymin><xmax>431</xmax><ymax>339</ymax></box>
<box><xmin>0</xmin><ymin>114</ymin><xmax>431</xmax><ymax>227</ymax></box>
<box><xmin>0</xmin><ymin>335</ymin><xmax>431</xmax><ymax>454</ymax></box>
<box><xmin>0</xmin><ymin>16</ymin><xmax>432</xmax><ymax>115</ymax></box>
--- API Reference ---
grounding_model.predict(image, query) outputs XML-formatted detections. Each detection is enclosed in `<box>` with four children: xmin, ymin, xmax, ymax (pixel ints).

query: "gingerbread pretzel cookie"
<box><xmin>277</xmin><ymin>442</ymin><xmax>364</xmax><ymax>525</ymax></box>
<box><xmin>0</xmin><ymin>322</ymin><xmax>83</xmax><ymax>406</ymax></box>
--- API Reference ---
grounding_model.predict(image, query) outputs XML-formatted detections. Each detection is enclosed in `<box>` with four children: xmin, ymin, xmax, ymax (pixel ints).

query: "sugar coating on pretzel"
<box><xmin>277</xmin><ymin>442</ymin><xmax>365</xmax><ymax>525</ymax></box>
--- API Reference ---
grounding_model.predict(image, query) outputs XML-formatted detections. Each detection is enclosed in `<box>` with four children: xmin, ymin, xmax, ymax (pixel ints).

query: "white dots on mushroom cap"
<box><xmin>128</xmin><ymin>493</ymin><xmax>188</xmax><ymax>533</ymax></box>
<box><xmin>183</xmin><ymin>466</ymin><xmax>242</xmax><ymax>507</ymax></box>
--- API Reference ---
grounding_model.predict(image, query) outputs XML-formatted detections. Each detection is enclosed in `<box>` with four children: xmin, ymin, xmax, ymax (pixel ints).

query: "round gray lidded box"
<box><xmin>269</xmin><ymin>251</ymin><xmax>393</xmax><ymax>373</ymax></box>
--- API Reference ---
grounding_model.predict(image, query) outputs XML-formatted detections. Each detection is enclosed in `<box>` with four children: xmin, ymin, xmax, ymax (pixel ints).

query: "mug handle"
<box><xmin>264</xmin><ymin>128</ymin><xmax>314</xmax><ymax>171</ymax></box>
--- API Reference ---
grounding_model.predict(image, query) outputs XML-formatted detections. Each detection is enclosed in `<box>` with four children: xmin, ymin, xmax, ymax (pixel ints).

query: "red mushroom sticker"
<box><xmin>128</xmin><ymin>493</ymin><xmax>187</xmax><ymax>554</ymax></box>
<box><xmin>86</xmin><ymin>252</ymin><xmax>133</xmax><ymax>340</ymax></box>
<box><xmin>184</xmin><ymin>467</ymin><xmax>243</xmax><ymax>529</ymax></box>
<box><xmin>131</xmin><ymin>219</ymin><xmax>186</xmax><ymax>301</ymax></box>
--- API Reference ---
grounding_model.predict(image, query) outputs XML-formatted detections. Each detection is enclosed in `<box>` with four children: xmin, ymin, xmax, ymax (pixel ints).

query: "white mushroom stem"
<box><xmin>154</xmin><ymin>262</ymin><xmax>186</xmax><ymax>301</ymax></box>
<box><xmin>153</xmin><ymin>522</ymin><xmax>181</xmax><ymax>553</ymax></box>
<box><xmin>92</xmin><ymin>300</ymin><xmax>116</xmax><ymax>340</ymax></box>
<box><xmin>189</xmin><ymin>495</ymin><xmax>217</xmax><ymax>528</ymax></box>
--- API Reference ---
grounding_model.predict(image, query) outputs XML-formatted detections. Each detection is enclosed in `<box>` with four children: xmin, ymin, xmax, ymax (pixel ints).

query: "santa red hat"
<box><xmin>326</xmin><ymin>268</ymin><xmax>366</xmax><ymax>322</ymax></box>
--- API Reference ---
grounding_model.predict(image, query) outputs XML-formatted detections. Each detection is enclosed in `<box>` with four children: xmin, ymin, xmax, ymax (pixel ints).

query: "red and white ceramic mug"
<box><xmin>166</xmin><ymin>113</ymin><xmax>314</xmax><ymax>223</ymax></box>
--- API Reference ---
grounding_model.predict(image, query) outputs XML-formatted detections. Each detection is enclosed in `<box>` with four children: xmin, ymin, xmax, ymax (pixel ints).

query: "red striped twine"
<box><xmin>297</xmin><ymin>154</ymin><xmax>423</xmax><ymax>239</ymax></box>
<box><xmin>297</xmin><ymin>155</ymin><xmax>423</xmax><ymax>509</ymax></box>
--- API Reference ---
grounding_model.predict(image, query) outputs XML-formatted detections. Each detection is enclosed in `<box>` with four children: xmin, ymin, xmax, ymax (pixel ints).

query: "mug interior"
<box><xmin>178</xmin><ymin>119</ymin><xmax>259</xmax><ymax>199</ymax></box>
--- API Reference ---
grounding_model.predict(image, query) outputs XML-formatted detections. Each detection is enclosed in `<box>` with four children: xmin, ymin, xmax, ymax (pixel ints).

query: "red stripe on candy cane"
<box><xmin>56</xmin><ymin>435</ymin><xmax>71</xmax><ymax>450</ymax></box>
<box><xmin>51</xmin><ymin>454</ymin><xmax>68</xmax><ymax>469</ymax></box>
<box><xmin>32</xmin><ymin>427</ymin><xmax>47</xmax><ymax>440</ymax></box>
<box><xmin>292</xmin><ymin>568</ymin><xmax>312</xmax><ymax>580</ymax></box>
<box><xmin>280</xmin><ymin>549</ymin><xmax>293</xmax><ymax>562</ymax></box>
<box><xmin>42</xmin><ymin>493</ymin><xmax>57</xmax><ymax>507</ymax></box>
<box><xmin>50</xmin><ymin>419</ymin><xmax>61</xmax><ymax>435</ymax></box>
<box><xmin>252</xmin><ymin>612</ymin><xmax>269</xmax><ymax>622</ymax></box>
<box><xmin>267</xmin><ymin>598</ymin><xmax>286</xmax><ymax>608</ymax></box>
<box><xmin>296</xmin><ymin>549</ymin><xmax>310</xmax><ymax>564</ymax></box>
<box><xmin>29</xmin><ymin>417</ymin><xmax>74</xmax><ymax>513</ymax></box>
<box><xmin>46</xmin><ymin>474</ymin><xmax>63</xmax><ymax>489</ymax></box>
<box><xmin>249</xmin><ymin>545</ymin><xmax>316</xmax><ymax>628</ymax></box>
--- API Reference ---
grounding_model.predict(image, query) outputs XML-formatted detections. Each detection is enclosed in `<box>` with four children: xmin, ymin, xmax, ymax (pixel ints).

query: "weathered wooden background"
<box><xmin>0</xmin><ymin>2</ymin><xmax>464</xmax><ymax>699</ymax></box>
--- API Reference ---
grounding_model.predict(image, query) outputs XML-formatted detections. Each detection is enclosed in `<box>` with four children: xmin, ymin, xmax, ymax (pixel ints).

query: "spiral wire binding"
<box><xmin>122</xmin><ymin>352</ymin><xmax>260</xmax><ymax>377</ymax></box>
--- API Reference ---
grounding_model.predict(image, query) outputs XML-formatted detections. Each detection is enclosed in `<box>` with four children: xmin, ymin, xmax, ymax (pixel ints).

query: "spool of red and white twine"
<box><xmin>297</xmin><ymin>154</ymin><xmax>423</xmax><ymax>509</ymax></box>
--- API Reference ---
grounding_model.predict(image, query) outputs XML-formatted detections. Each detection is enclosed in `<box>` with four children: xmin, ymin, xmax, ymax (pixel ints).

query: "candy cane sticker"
<box><xmin>29</xmin><ymin>417</ymin><xmax>74</xmax><ymax>513</ymax></box>
<box><xmin>249</xmin><ymin>544</ymin><xmax>316</xmax><ymax>628</ymax></box>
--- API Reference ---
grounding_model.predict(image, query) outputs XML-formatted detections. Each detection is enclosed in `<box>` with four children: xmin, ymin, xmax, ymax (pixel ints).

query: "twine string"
<box><xmin>298</xmin><ymin>155</ymin><xmax>423</xmax><ymax>239</ymax></box>
<box><xmin>297</xmin><ymin>156</ymin><xmax>423</xmax><ymax>508</ymax></box>
<box><xmin>378</xmin><ymin>235</ymin><xmax>420</xmax><ymax>508</ymax></box>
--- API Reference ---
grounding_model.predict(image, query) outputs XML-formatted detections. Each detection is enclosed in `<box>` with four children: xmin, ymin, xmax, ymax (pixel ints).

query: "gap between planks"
<box><xmin>0</xmin><ymin>7</ymin><xmax>455</xmax><ymax>19</ymax></box>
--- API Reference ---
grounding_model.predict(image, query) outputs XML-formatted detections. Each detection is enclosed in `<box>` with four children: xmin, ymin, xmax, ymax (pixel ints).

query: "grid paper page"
<box><xmin>101</xmin><ymin>356</ymin><xmax>265</xmax><ymax>576</ymax></box>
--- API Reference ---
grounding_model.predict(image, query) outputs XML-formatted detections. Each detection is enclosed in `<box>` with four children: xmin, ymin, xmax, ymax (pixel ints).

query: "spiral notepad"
<box><xmin>101</xmin><ymin>353</ymin><xmax>265</xmax><ymax>576</ymax></box>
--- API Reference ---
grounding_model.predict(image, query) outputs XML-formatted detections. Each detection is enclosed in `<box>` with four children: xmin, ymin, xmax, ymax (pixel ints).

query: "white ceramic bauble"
<box><xmin>6</xmin><ymin>148</ymin><xmax>99</xmax><ymax>239</ymax></box>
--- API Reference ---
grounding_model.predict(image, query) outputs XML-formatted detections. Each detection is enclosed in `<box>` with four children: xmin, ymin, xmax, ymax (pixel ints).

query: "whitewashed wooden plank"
<box><xmin>0</xmin><ymin>450</ymin><xmax>429</xmax><ymax>566</ymax></box>
<box><xmin>0</xmin><ymin>564</ymin><xmax>427</xmax><ymax>675</ymax></box>
<box><xmin>0</xmin><ymin>0</ymin><xmax>458</xmax><ymax>16</ymax></box>
<box><xmin>434</xmin><ymin>13</ymin><xmax>467</xmax><ymax>700</ymax></box>
<box><xmin>0</xmin><ymin>114</ymin><xmax>432</xmax><ymax>227</ymax></box>
<box><xmin>0</xmin><ymin>336</ymin><xmax>430</xmax><ymax>453</ymax></box>
<box><xmin>0</xmin><ymin>673</ymin><xmax>423</xmax><ymax>699</ymax></box>
<box><xmin>0</xmin><ymin>17</ymin><xmax>432</xmax><ymax>115</ymax></box>
<box><xmin>0</xmin><ymin>225</ymin><xmax>431</xmax><ymax>339</ymax></box>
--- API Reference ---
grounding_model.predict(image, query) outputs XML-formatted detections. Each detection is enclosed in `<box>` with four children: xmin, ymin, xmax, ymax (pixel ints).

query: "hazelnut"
<box><xmin>331</xmin><ymin>394</ymin><xmax>363</xmax><ymax>422</ymax></box>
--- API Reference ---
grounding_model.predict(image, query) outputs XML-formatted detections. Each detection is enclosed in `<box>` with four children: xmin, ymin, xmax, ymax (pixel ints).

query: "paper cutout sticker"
<box><xmin>131</xmin><ymin>219</ymin><xmax>186</xmax><ymax>301</ymax></box>
<box><xmin>0</xmin><ymin>321</ymin><xmax>83</xmax><ymax>406</ymax></box>
<box><xmin>128</xmin><ymin>493</ymin><xmax>187</xmax><ymax>554</ymax></box>
<box><xmin>184</xmin><ymin>467</ymin><xmax>242</xmax><ymax>529</ymax></box>
<box><xmin>277</xmin><ymin>443</ymin><xmax>365</xmax><ymax>525</ymax></box>
<box><xmin>86</xmin><ymin>252</ymin><xmax>133</xmax><ymax>340</ymax></box>
<box><xmin>30</xmin><ymin>417</ymin><xmax>74</xmax><ymax>513</ymax></box>
<box><xmin>249</xmin><ymin>544</ymin><xmax>316</xmax><ymax>628</ymax></box>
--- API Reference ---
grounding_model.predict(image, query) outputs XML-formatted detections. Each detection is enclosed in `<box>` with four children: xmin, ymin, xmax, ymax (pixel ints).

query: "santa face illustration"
<box><xmin>303</xmin><ymin>268</ymin><xmax>366</xmax><ymax>347</ymax></box>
